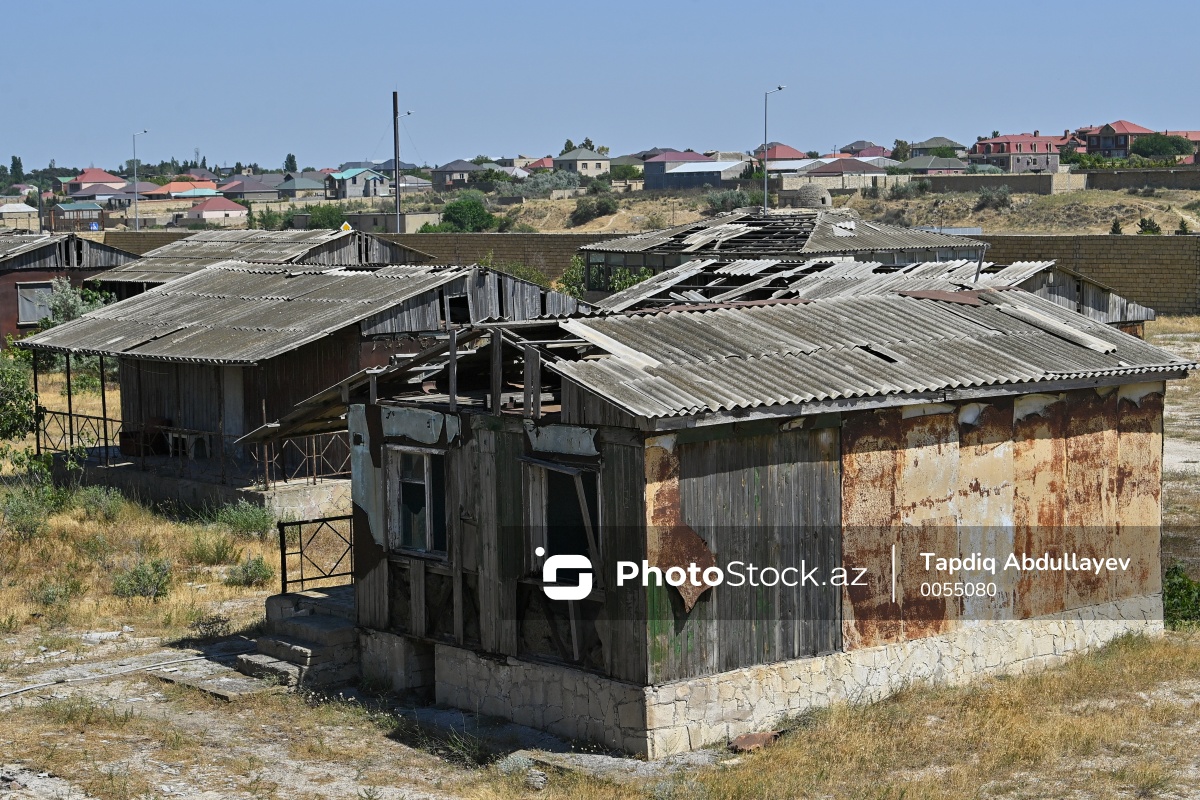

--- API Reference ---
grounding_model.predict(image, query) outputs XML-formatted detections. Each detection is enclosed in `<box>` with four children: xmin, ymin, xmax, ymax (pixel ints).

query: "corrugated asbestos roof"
<box><xmin>580</xmin><ymin>209</ymin><xmax>982</xmax><ymax>256</ymax></box>
<box><xmin>548</xmin><ymin>291</ymin><xmax>1190</xmax><ymax>420</ymax></box>
<box><xmin>90</xmin><ymin>229</ymin><xmax>430</xmax><ymax>284</ymax></box>
<box><xmin>0</xmin><ymin>232</ymin><xmax>71</xmax><ymax>260</ymax></box>
<box><xmin>19</xmin><ymin>262</ymin><xmax>471</xmax><ymax>365</ymax></box>
<box><xmin>596</xmin><ymin>258</ymin><xmax>1155</xmax><ymax>324</ymax></box>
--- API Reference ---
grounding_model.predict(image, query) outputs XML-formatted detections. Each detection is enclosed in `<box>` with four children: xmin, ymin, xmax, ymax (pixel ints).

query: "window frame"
<box><xmin>523</xmin><ymin>457</ymin><xmax>601</xmax><ymax>577</ymax></box>
<box><xmin>385</xmin><ymin>444</ymin><xmax>448</xmax><ymax>559</ymax></box>
<box><xmin>15</xmin><ymin>281</ymin><xmax>54</xmax><ymax>327</ymax></box>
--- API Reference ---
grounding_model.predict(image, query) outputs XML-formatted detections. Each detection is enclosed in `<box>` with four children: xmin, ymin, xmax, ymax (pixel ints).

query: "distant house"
<box><xmin>174</xmin><ymin>188</ymin><xmax>221</xmax><ymax>199</ymax></box>
<box><xmin>186</xmin><ymin>168</ymin><xmax>219</xmax><ymax>182</ymax></box>
<box><xmin>805</xmin><ymin>158</ymin><xmax>885</xmax><ymax>176</ymax></box>
<box><xmin>898</xmin><ymin>156</ymin><xmax>967</xmax><ymax>174</ymax></box>
<box><xmin>276</xmin><ymin>176</ymin><xmax>326</xmax><ymax>198</ymax></box>
<box><xmin>49</xmin><ymin>202</ymin><xmax>104</xmax><ymax>232</ymax></box>
<box><xmin>1083</xmin><ymin>120</ymin><xmax>1200</xmax><ymax>158</ymax></box>
<box><xmin>393</xmin><ymin>174</ymin><xmax>433</xmax><ymax>195</ymax></box>
<box><xmin>911</xmin><ymin>137</ymin><xmax>967</xmax><ymax>158</ymax></box>
<box><xmin>553</xmin><ymin>148</ymin><xmax>610</xmax><ymax>176</ymax></box>
<box><xmin>66</xmin><ymin>168</ymin><xmax>125</xmax><ymax>195</ymax></box>
<box><xmin>496</xmin><ymin>155</ymin><xmax>538</xmax><ymax>169</ymax></box>
<box><xmin>219</xmin><ymin>179</ymin><xmax>280</xmax><ymax>201</ymax></box>
<box><xmin>325</xmin><ymin>168</ymin><xmax>391</xmax><ymax>199</ymax></box>
<box><xmin>646</xmin><ymin>159</ymin><xmax>743</xmax><ymax>191</ymax></box>
<box><xmin>523</xmin><ymin>157</ymin><xmax>555</xmax><ymax>172</ymax></box>
<box><xmin>968</xmin><ymin>132</ymin><xmax>1066</xmax><ymax>173</ymax></box>
<box><xmin>641</xmin><ymin>151</ymin><xmax>714</xmax><ymax>189</ymax></box>
<box><xmin>0</xmin><ymin>203</ymin><xmax>39</xmax><ymax>231</ymax></box>
<box><xmin>431</xmin><ymin>160</ymin><xmax>484</xmax><ymax>191</ymax></box>
<box><xmin>143</xmin><ymin>181</ymin><xmax>219</xmax><ymax>199</ymax></box>
<box><xmin>0</xmin><ymin>232</ymin><xmax>134</xmax><ymax>340</ymax></box>
<box><xmin>840</xmin><ymin>140</ymin><xmax>892</xmax><ymax>158</ymax></box>
<box><xmin>184</xmin><ymin>196</ymin><xmax>249</xmax><ymax>226</ymax></box>
<box><xmin>754</xmin><ymin>142</ymin><xmax>807</xmax><ymax>161</ymax></box>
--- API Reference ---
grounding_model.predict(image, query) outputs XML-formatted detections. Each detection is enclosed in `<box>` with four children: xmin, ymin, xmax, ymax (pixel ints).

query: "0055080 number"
<box><xmin>920</xmin><ymin>581</ymin><xmax>997</xmax><ymax>598</ymax></box>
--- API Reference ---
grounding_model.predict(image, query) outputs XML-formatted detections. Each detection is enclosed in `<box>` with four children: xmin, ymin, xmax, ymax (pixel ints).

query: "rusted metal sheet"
<box><xmin>1115</xmin><ymin>383</ymin><xmax>1164</xmax><ymax>598</ymax></box>
<box><xmin>644</xmin><ymin>434</ymin><xmax>716</xmax><ymax>613</ymax></box>
<box><xmin>1064</xmin><ymin>388</ymin><xmax>1120</xmax><ymax>607</ymax></box>
<box><xmin>1012</xmin><ymin>392</ymin><xmax>1068</xmax><ymax>619</ymax></box>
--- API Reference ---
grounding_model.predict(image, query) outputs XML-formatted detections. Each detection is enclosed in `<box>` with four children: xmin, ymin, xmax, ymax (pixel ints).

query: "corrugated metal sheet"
<box><xmin>551</xmin><ymin>291</ymin><xmax>1191</xmax><ymax>420</ymax></box>
<box><xmin>0</xmin><ymin>232</ymin><xmax>134</xmax><ymax>270</ymax></box>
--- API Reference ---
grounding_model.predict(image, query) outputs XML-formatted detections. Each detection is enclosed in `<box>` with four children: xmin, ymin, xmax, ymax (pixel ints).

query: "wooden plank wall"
<box><xmin>647</xmin><ymin>424</ymin><xmax>842</xmax><ymax>684</ymax></box>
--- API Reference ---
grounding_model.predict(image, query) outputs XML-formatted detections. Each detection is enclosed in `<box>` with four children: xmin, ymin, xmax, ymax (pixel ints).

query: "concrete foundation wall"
<box><xmin>360</xmin><ymin>630</ymin><xmax>434</xmax><ymax>692</ymax></box>
<box><xmin>641</xmin><ymin>594</ymin><xmax>1161</xmax><ymax>757</ymax></box>
<box><xmin>979</xmin><ymin>234</ymin><xmax>1200</xmax><ymax>314</ymax></box>
<box><xmin>425</xmin><ymin>596</ymin><xmax>1158</xmax><ymax>757</ymax></box>
<box><xmin>926</xmin><ymin>172</ymin><xmax>1086</xmax><ymax>195</ymax></box>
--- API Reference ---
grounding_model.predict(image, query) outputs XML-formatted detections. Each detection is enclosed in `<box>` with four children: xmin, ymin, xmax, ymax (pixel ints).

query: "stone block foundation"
<box><xmin>427</xmin><ymin>595</ymin><xmax>1161</xmax><ymax>758</ymax></box>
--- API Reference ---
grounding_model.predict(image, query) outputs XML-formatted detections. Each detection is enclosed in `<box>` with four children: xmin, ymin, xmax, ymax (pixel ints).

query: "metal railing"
<box><xmin>267</xmin><ymin>432</ymin><xmax>352</xmax><ymax>486</ymax></box>
<box><xmin>278</xmin><ymin>515</ymin><xmax>354</xmax><ymax>593</ymax></box>
<box><xmin>37</xmin><ymin>408</ymin><xmax>123</xmax><ymax>464</ymax></box>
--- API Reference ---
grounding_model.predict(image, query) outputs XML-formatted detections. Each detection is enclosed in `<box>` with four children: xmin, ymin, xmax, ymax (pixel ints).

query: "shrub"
<box><xmin>642</xmin><ymin>212</ymin><xmax>667</xmax><ymax>230</ymax></box>
<box><xmin>500</xmin><ymin>169</ymin><xmax>581</xmax><ymax>198</ymax></box>
<box><xmin>569</xmin><ymin>195</ymin><xmax>618</xmax><ymax>226</ymax></box>
<box><xmin>494</xmin><ymin>261</ymin><xmax>550</xmax><ymax>288</ymax></box>
<box><xmin>558</xmin><ymin>255</ymin><xmax>586</xmax><ymax>299</ymax></box>
<box><xmin>441</xmin><ymin>197</ymin><xmax>496</xmax><ymax>232</ymax></box>
<box><xmin>213</xmin><ymin>500</ymin><xmax>274</xmax><ymax>538</ymax></box>
<box><xmin>76</xmin><ymin>485</ymin><xmax>125</xmax><ymax>523</ymax></box>
<box><xmin>1136</xmin><ymin>217</ymin><xmax>1162</xmax><ymax>235</ymax></box>
<box><xmin>306</xmin><ymin>204</ymin><xmax>346</xmax><ymax>230</ymax></box>
<box><xmin>1164</xmin><ymin>563</ymin><xmax>1200</xmax><ymax>629</ymax></box>
<box><xmin>877</xmin><ymin>209</ymin><xmax>911</xmax><ymax>227</ymax></box>
<box><xmin>0</xmin><ymin>358</ymin><xmax>35</xmax><ymax>441</ymax></box>
<box><xmin>886</xmin><ymin>180</ymin><xmax>930</xmax><ymax>200</ymax></box>
<box><xmin>611</xmin><ymin>267</ymin><xmax>654</xmax><ymax>292</ymax></box>
<box><xmin>1178</xmin><ymin>219</ymin><xmax>1191</xmax><ymax>235</ymax></box>
<box><xmin>30</xmin><ymin>575</ymin><xmax>83</xmax><ymax>606</ymax></box>
<box><xmin>113</xmin><ymin>558</ymin><xmax>173</xmax><ymax>601</ymax></box>
<box><xmin>860</xmin><ymin>184</ymin><xmax>880</xmax><ymax>199</ymax></box>
<box><xmin>224</xmin><ymin>554</ymin><xmax>274</xmax><ymax>588</ymax></box>
<box><xmin>1110</xmin><ymin>219</ymin><xmax>1123</xmax><ymax>235</ymax></box>
<box><xmin>705</xmin><ymin>188</ymin><xmax>763</xmax><ymax>213</ymax></box>
<box><xmin>2</xmin><ymin>487</ymin><xmax>49</xmax><ymax>542</ymax></box>
<box><xmin>1140</xmin><ymin>186</ymin><xmax>1158</xmax><ymax>197</ymax></box>
<box><xmin>185</xmin><ymin>530</ymin><xmax>242</xmax><ymax>566</ymax></box>
<box><xmin>965</xmin><ymin>164</ymin><xmax>1003</xmax><ymax>174</ymax></box>
<box><xmin>974</xmin><ymin>185</ymin><xmax>1012</xmax><ymax>211</ymax></box>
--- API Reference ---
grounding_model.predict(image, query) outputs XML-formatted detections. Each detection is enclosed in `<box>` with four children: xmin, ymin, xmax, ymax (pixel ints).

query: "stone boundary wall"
<box><xmin>926</xmin><ymin>172</ymin><xmax>1086</xmax><ymax>195</ymax></box>
<box><xmin>379</xmin><ymin>232</ymin><xmax>620</xmax><ymax>281</ymax></box>
<box><xmin>979</xmin><ymin>234</ymin><xmax>1200</xmax><ymax>315</ymax></box>
<box><xmin>427</xmin><ymin>595</ymin><xmax>1159</xmax><ymax>758</ymax></box>
<box><xmin>1083</xmin><ymin>168</ymin><xmax>1200</xmax><ymax>191</ymax></box>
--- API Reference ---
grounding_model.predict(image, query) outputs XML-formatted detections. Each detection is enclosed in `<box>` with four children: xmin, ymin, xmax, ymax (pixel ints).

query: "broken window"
<box><xmin>16</xmin><ymin>282</ymin><xmax>53</xmax><ymax>326</ymax></box>
<box><xmin>525</xmin><ymin>460</ymin><xmax>600</xmax><ymax>565</ymax></box>
<box><xmin>386</xmin><ymin>447</ymin><xmax>447</xmax><ymax>556</ymax></box>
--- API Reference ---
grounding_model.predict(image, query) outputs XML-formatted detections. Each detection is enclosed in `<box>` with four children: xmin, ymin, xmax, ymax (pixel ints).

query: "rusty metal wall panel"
<box><xmin>1115</xmin><ymin>385</ymin><xmax>1164</xmax><ymax>597</ymax></box>
<box><xmin>1012</xmin><ymin>394</ymin><xmax>1068</xmax><ymax>618</ymax></box>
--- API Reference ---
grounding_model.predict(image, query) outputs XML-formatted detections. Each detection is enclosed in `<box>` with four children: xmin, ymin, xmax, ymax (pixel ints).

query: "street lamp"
<box><xmin>132</xmin><ymin>130</ymin><xmax>148</xmax><ymax>231</ymax></box>
<box><xmin>763</xmin><ymin>85</ymin><xmax>785</xmax><ymax>211</ymax></box>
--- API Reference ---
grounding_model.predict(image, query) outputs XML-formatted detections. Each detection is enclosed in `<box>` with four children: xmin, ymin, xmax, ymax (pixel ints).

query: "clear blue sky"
<box><xmin>9</xmin><ymin>0</ymin><xmax>1200</xmax><ymax>171</ymax></box>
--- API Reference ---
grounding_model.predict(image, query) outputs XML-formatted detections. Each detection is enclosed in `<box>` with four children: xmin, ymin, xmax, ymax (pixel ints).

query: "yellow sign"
<box><xmin>340</xmin><ymin>222</ymin><xmax>352</xmax><ymax>231</ymax></box>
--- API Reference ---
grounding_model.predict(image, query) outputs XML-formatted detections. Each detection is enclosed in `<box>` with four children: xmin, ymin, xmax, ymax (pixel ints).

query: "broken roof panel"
<box><xmin>549</xmin><ymin>291</ymin><xmax>1189</xmax><ymax>421</ymax></box>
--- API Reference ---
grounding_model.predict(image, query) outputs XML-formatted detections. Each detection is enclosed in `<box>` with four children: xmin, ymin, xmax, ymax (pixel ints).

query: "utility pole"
<box><xmin>763</xmin><ymin>86</ymin><xmax>785</xmax><ymax>211</ymax></box>
<box><xmin>133</xmin><ymin>130</ymin><xmax>148</xmax><ymax>231</ymax></box>
<box><xmin>393</xmin><ymin>92</ymin><xmax>412</xmax><ymax>234</ymax></box>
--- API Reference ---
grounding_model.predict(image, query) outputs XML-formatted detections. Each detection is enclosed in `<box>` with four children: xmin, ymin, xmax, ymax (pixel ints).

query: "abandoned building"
<box><xmin>244</xmin><ymin>284</ymin><xmax>1189</xmax><ymax>757</ymax></box>
<box><xmin>577</xmin><ymin>208</ymin><xmax>986</xmax><ymax>292</ymax></box>
<box><xmin>17</xmin><ymin>262</ymin><xmax>591</xmax><ymax>515</ymax></box>
<box><xmin>596</xmin><ymin>257</ymin><xmax>1156</xmax><ymax>335</ymax></box>
<box><xmin>89</xmin><ymin>228</ymin><xmax>433</xmax><ymax>299</ymax></box>
<box><xmin>0</xmin><ymin>231</ymin><xmax>135</xmax><ymax>342</ymax></box>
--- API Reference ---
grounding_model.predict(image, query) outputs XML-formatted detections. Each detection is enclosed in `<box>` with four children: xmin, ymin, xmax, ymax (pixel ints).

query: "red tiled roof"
<box><xmin>756</xmin><ymin>143</ymin><xmax>807</xmax><ymax>160</ymax></box>
<box><xmin>644</xmin><ymin>151</ymin><xmax>712</xmax><ymax>163</ymax></box>
<box><xmin>806</xmin><ymin>158</ymin><xmax>885</xmax><ymax>175</ymax></box>
<box><xmin>73</xmin><ymin>168</ymin><xmax>124</xmax><ymax>184</ymax></box>
<box><xmin>189</xmin><ymin>196</ymin><xmax>246</xmax><ymax>213</ymax></box>
<box><xmin>1102</xmin><ymin>120</ymin><xmax>1154</xmax><ymax>135</ymax></box>
<box><xmin>524</xmin><ymin>157</ymin><xmax>554</xmax><ymax>170</ymax></box>
<box><xmin>1163</xmin><ymin>130</ymin><xmax>1200</xmax><ymax>142</ymax></box>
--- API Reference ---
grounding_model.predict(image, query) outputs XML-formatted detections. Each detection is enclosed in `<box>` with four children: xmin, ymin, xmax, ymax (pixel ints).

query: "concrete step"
<box><xmin>269</xmin><ymin>613</ymin><xmax>357</xmax><ymax>648</ymax></box>
<box><xmin>257</xmin><ymin>634</ymin><xmax>354</xmax><ymax>668</ymax></box>
<box><xmin>265</xmin><ymin>587</ymin><xmax>356</xmax><ymax>624</ymax></box>
<box><xmin>236</xmin><ymin>653</ymin><xmax>300</xmax><ymax>687</ymax></box>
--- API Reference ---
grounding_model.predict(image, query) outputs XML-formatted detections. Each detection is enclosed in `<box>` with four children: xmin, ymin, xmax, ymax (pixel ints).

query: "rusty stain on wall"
<box><xmin>644</xmin><ymin>434</ymin><xmax>717</xmax><ymax>612</ymax></box>
<box><xmin>842</xmin><ymin>386</ymin><xmax>1164</xmax><ymax>651</ymax></box>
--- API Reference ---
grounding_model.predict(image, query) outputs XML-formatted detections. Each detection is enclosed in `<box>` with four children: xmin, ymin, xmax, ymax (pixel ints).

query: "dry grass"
<box><xmin>507</xmin><ymin>195</ymin><xmax>708</xmax><ymax>233</ymax></box>
<box><xmin>0</xmin><ymin>488</ymin><xmax>276</xmax><ymax>647</ymax></box>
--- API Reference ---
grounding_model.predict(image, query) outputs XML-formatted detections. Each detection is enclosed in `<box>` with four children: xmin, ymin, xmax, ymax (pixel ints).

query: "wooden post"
<box><xmin>491</xmin><ymin>329</ymin><xmax>503</xmax><ymax>415</ymax></box>
<box><xmin>447</xmin><ymin>328</ymin><xmax>458</xmax><ymax>412</ymax></box>
<box><xmin>261</xmin><ymin>398</ymin><xmax>271</xmax><ymax>489</ymax></box>
<box><xmin>216</xmin><ymin>365</ymin><xmax>226</xmax><ymax>485</ymax></box>
<box><xmin>32</xmin><ymin>355</ymin><xmax>40</xmax><ymax>456</ymax></box>
<box><xmin>137</xmin><ymin>359</ymin><xmax>145</xmax><ymax>470</ymax></box>
<box><xmin>174</xmin><ymin>365</ymin><xmax>183</xmax><ymax>476</ymax></box>
<box><xmin>65</xmin><ymin>353</ymin><xmax>74</xmax><ymax>448</ymax></box>
<box><xmin>98</xmin><ymin>354</ymin><xmax>109</xmax><ymax>466</ymax></box>
<box><xmin>524</xmin><ymin>344</ymin><xmax>541</xmax><ymax>420</ymax></box>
